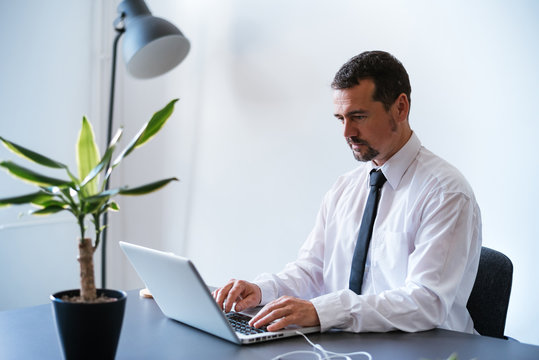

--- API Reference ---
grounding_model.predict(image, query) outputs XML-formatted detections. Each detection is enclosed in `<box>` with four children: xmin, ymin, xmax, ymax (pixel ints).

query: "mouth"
<box><xmin>347</xmin><ymin>139</ymin><xmax>369</xmax><ymax>151</ymax></box>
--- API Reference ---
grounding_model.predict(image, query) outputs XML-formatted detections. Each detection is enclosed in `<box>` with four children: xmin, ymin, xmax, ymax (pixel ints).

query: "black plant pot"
<box><xmin>51</xmin><ymin>289</ymin><xmax>127</xmax><ymax>360</ymax></box>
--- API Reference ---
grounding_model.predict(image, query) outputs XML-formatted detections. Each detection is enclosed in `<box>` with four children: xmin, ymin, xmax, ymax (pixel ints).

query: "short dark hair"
<box><xmin>331</xmin><ymin>51</ymin><xmax>411</xmax><ymax>111</ymax></box>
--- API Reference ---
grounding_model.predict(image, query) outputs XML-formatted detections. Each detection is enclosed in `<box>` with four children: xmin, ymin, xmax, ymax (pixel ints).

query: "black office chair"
<box><xmin>466</xmin><ymin>246</ymin><xmax>513</xmax><ymax>339</ymax></box>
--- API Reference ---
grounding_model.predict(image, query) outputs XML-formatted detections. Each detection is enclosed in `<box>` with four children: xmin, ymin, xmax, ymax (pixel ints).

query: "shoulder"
<box><xmin>413</xmin><ymin>146</ymin><xmax>474</xmax><ymax>197</ymax></box>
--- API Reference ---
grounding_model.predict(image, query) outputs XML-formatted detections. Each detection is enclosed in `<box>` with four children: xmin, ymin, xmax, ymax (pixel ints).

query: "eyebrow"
<box><xmin>333</xmin><ymin>109</ymin><xmax>369</xmax><ymax>118</ymax></box>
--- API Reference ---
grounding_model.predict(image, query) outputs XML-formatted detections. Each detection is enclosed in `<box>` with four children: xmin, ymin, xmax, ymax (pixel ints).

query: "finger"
<box><xmin>211</xmin><ymin>287</ymin><xmax>223</xmax><ymax>301</ymax></box>
<box><xmin>250</xmin><ymin>295</ymin><xmax>290</xmax><ymax>322</ymax></box>
<box><xmin>224</xmin><ymin>281</ymin><xmax>245</xmax><ymax>313</ymax></box>
<box><xmin>212</xmin><ymin>288</ymin><xmax>223</xmax><ymax>309</ymax></box>
<box><xmin>267</xmin><ymin>316</ymin><xmax>294</xmax><ymax>332</ymax></box>
<box><xmin>250</xmin><ymin>301</ymin><xmax>290</xmax><ymax>328</ymax></box>
<box><xmin>249</xmin><ymin>303</ymin><xmax>272</xmax><ymax>326</ymax></box>
<box><xmin>235</xmin><ymin>284</ymin><xmax>261</xmax><ymax>312</ymax></box>
<box><xmin>234</xmin><ymin>294</ymin><xmax>258</xmax><ymax>312</ymax></box>
<box><xmin>214</xmin><ymin>281</ymin><xmax>234</xmax><ymax>310</ymax></box>
<box><xmin>255</xmin><ymin>307</ymin><xmax>291</xmax><ymax>330</ymax></box>
<box><xmin>250</xmin><ymin>297</ymin><xmax>320</xmax><ymax>330</ymax></box>
<box><xmin>213</xmin><ymin>287</ymin><xmax>225</xmax><ymax>309</ymax></box>
<box><xmin>213</xmin><ymin>286</ymin><xmax>226</xmax><ymax>309</ymax></box>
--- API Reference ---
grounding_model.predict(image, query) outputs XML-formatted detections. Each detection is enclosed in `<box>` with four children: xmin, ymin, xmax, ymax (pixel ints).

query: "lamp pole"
<box><xmin>102</xmin><ymin>16</ymin><xmax>125</xmax><ymax>289</ymax></box>
<box><xmin>100</xmin><ymin>0</ymin><xmax>190</xmax><ymax>288</ymax></box>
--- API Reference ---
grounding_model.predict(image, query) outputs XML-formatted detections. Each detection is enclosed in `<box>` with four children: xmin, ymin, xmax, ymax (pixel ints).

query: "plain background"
<box><xmin>0</xmin><ymin>0</ymin><xmax>538</xmax><ymax>346</ymax></box>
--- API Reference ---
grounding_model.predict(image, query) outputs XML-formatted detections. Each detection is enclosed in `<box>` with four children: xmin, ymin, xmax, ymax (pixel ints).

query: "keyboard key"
<box><xmin>225</xmin><ymin>312</ymin><xmax>268</xmax><ymax>335</ymax></box>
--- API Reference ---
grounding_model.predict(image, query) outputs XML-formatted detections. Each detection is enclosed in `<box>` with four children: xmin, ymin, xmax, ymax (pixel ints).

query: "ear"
<box><xmin>391</xmin><ymin>93</ymin><xmax>409</xmax><ymax>123</ymax></box>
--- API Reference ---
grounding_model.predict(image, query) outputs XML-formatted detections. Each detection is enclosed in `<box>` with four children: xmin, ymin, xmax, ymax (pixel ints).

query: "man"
<box><xmin>213</xmin><ymin>51</ymin><xmax>482</xmax><ymax>334</ymax></box>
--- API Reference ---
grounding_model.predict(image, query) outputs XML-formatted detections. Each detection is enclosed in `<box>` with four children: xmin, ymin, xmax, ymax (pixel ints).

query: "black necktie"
<box><xmin>349</xmin><ymin>169</ymin><xmax>387</xmax><ymax>294</ymax></box>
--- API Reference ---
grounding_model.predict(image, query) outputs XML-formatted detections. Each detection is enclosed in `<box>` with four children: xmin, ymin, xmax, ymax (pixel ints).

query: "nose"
<box><xmin>342</xmin><ymin>118</ymin><xmax>358</xmax><ymax>139</ymax></box>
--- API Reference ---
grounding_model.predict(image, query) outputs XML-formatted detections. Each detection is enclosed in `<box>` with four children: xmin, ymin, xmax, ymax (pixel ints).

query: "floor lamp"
<box><xmin>102</xmin><ymin>0</ymin><xmax>190</xmax><ymax>287</ymax></box>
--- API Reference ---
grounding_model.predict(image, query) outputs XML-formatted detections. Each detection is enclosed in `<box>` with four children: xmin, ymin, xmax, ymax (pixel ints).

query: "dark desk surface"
<box><xmin>1</xmin><ymin>290</ymin><xmax>538</xmax><ymax>360</ymax></box>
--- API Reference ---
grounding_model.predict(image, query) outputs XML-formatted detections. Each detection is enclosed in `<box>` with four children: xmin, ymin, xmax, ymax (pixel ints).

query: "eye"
<box><xmin>352</xmin><ymin>115</ymin><xmax>367</xmax><ymax>122</ymax></box>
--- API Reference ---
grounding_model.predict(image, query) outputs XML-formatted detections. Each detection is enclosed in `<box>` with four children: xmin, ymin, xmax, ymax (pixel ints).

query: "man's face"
<box><xmin>333</xmin><ymin>79</ymin><xmax>403</xmax><ymax>166</ymax></box>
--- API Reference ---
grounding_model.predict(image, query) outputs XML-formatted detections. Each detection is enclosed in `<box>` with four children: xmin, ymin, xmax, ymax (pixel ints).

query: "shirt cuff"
<box><xmin>310</xmin><ymin>290</ymin><xmax>352</xmax><ymax>332</ymax></box>
<box><xmin>252</xmin><ymin>278</ymin><xmax>278</xmax><ymax>305</ymax></box>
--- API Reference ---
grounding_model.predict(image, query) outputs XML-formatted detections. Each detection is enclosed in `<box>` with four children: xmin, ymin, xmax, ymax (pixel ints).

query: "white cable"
<box><xmin>271</xmin><ymin>350</ymin><xmax>322</xmax><ymax>360</ymax></box>
<box><xmin>270</xmin><ymin>331</ymin><xmax>373</xmax><ymax>360</ymax></box>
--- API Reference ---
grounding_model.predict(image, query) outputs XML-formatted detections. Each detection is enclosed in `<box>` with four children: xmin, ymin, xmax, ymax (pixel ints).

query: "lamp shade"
<box><xmin>118</xmin><ymin>0</ymin><xmax>190</xmax><ymax>79</ymax></box>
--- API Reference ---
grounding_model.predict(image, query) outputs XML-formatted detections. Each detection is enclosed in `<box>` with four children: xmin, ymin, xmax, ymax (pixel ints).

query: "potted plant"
<box><xmin>0</xmin><ymin>99</ymin><xmax>179</xmax><ymax>359</ymax></box>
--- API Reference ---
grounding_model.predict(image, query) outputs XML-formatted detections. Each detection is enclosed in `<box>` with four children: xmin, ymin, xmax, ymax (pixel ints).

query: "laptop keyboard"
<box><xmin>226</xmin><ymin>312</ymin><xmax>268</xmax><ymax>335</ymax></box>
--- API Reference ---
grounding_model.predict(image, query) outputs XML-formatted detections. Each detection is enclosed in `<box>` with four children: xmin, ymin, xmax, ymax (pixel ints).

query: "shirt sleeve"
<box><xmin>312</xmin><ymin>190</ymin><xmax>481</xmax><ymax>333</ymax></box>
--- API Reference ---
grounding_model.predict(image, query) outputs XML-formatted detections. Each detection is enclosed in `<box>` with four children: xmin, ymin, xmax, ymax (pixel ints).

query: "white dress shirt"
<box><xmin>253</xmin><ymin>132</ymin><xmax>482</xmax><ymax>333</ymax></box>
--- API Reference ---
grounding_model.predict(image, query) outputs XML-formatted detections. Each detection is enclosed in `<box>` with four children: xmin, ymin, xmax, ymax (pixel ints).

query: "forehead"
<box><xmin>332</xmin><ymin>79</ymin><xmax>376</xmax><ymax>107</ymax></box>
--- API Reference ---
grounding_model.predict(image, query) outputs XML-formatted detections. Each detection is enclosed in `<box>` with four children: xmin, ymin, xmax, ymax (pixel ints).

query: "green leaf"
<box><xmin>0</xmin><ymin>161</ymin><xmax>72</xmax><ymax>187</ymax></box>
<box><xmin>83</xmin><ymin>199</ymin><xmax>106</xmax><ymax>214</ymax></box>
<box><xmin>0</xmin><ymin>191</ymin><xmax>52</xmax><ymax>208</ymax></box>
<box><xmin>112</xmin><ymin>99</ymin><xmax>178</xmax><ymax>167</ymax></box>
<box><xmin>0</xmin><ymin>136</ymin><xmax>67</xmax><ymax>169</ymax></box>
<box><xmin>80</xmin><ymin>128</ymin><xmax>123</xmax><ymax>189</ymax></box>
<box><xmin>84</xmin><ymin>187</ymin><xmax>123</xmax><ymax>203</ymax></box>
<box><xmin>135</xmin><ymin>99</ymin><xmax>178</xmax><ymax>148</ymax></box>
<box><xmin>87</xmin><ymin>200</ymin><xmax>120</xmax><ymax>215</ymax></box>
<box><xmin>108</xmin><ymin>201</ymin><xmax>120</xmax><ymax>211</ymax></box>
<box><xmin>33</xmin><ymin>199</ymin><xmax>68</xmax><ymax>208</ymax></box>
<box><xmin>29</xmin><ymin>205</ymin><xmax>66</xmax><ymax>215</ymax></box>
<box><xmin>76</xmin><ymin>117</ymin><xmax>100</xmax><ymax>196</ymax></box>
<box><xmin>119</xmin><ymin>177</ymin><xmax>178</xmax><ymax>196</ymax></box>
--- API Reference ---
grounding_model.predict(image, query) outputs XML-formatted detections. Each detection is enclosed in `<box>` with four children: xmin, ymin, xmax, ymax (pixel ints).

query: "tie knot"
<box><xmin>369</xmin><ymin>170</ymin><xmax>387</xmax><ymax>188</ymax></box>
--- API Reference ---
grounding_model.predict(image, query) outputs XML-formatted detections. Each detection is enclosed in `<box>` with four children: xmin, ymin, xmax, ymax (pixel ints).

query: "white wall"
<box><xmin>1</xmin><ymin>0</ymin><xmax>538</xmax><ymax>348</ymax></box>
<box><xmin>0</xmin><ymin>1</ymin><xmax>103</xmax><ymax>309</ymax></box>
<box><xmin>115</xmin><ymin>0</ymin><xmax>538</xmax><ymax>345</ymax></box>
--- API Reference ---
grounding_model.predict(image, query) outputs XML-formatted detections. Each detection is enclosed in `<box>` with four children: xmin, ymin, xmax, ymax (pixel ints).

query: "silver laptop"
<box><xmin>119</xmin><ymin>241</ymin><xmax>320</xmax><ymax>344</ymax></box>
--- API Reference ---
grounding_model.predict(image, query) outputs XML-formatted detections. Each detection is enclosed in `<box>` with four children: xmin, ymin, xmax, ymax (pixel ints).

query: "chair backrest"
<box><xmin>466</xmin><ymin>246</ymin><xmax>513</xmax><ymax>339</ymax></box>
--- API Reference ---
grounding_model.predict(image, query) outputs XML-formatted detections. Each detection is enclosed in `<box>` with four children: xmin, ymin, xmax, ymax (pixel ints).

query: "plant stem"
<box><xmin>78</xmin><ymin>214</ymin><xmax>86</xmax><ymax>242</ymax></box>
<box><xmin>78</xmin><ymin>238</ymin><xmax>97</xmax><ymax>301</ymax></box>
<box><xmin>92</xmin><ymin>212</ymin><xmax>101</xmax><ymax>252</ymax></box>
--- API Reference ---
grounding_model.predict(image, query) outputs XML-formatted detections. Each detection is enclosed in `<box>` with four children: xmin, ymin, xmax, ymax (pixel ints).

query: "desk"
<box><xmin>1</xmin><ymin>290</ymin><xmax>538</xmax><ymax>360</ymax></box>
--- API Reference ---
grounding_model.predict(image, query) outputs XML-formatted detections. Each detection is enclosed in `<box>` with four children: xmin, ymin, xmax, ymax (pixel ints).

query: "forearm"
<box><xmin>253</xmin><ymin>258</ymin><xmax>324</xmax><ymax>305</ymax></box>
<box><xmin>312</xmin><ymin>284</ymin><xmax>446</xmax><ymax>333</ymax></box>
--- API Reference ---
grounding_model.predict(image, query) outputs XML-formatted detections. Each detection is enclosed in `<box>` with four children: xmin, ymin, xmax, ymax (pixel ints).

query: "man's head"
<box><xmin>332</xmin><ymin>51</ymin><xmax>413</xmax><ymax>165</ymax></box>
<box><xmin>331</xmin><ymin>51</ymin><xmax>411</xmax><ymax>111</ymax></box>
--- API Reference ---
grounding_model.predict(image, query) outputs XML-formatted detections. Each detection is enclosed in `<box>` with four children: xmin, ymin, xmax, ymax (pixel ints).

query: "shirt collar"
<box><xmin>374</xmin><ymin>132</ymin><xmax>421</xmax><ymax>190</ymax></box>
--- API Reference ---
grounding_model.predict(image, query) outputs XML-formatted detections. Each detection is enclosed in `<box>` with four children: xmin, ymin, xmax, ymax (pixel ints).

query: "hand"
<box><xmin>249</xmin><ymin>296</ymin><xmax>320</xmax><ymax>332</ymax></box>
<box><xmin>212</xmin><ymin>279</ymin><xmax>262</xmax><ymax>313</ymax></box>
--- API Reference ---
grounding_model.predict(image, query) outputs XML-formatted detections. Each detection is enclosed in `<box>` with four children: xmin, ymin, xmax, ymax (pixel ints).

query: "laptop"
<box><xmin>119</xmin><ymin>241</ymin><xmax>320</xmax><ymax>344</ymax></box>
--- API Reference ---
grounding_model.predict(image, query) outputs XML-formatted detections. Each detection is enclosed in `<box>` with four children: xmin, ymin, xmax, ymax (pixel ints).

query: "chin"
<box><xmin>353</xmin><ymin>153</ymin><xmax>368</xmax><ymax>162</ymax></box>
<box><xmin>352</xmin><ymin>150</ymin><xmax>377</xmax><ymax>163</ymax></box>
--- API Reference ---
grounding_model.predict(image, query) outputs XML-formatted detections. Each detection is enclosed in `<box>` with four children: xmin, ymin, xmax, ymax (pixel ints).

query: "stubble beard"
<box><xmin>347</xmin><ymin>137</ymin><xmax>379</xmax><ymax>162</ymax></box>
